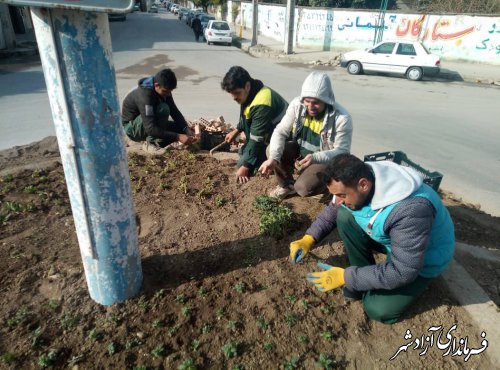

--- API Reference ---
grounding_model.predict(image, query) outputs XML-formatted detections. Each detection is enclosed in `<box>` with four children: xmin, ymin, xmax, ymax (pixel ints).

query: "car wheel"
<box><xmin>347</xmin><ymin>61</ymin><xmax>362</xmax><ymax>75</ymax></box>
<box><xmin>227</xmin><ymin>42</ymin><xmax>232</xmax><ymax>46</ymax></box>
<box><xmin>406</xmin><ymin>67</ymin><xmax>423</xmax><ymax>81</ymax></box>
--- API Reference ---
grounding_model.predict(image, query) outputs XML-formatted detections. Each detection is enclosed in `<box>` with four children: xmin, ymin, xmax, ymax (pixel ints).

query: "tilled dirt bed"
<box><xmin>0</xmin><ymin>137</ymin><xmax>499</xmax><ymax>369</ymax></box>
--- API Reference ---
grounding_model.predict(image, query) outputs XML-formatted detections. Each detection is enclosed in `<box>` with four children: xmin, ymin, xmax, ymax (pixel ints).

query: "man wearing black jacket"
<box><xmin>122</xmin><ymin>69</ymin><xmax>195</xmax><ymax>154</ymax></box>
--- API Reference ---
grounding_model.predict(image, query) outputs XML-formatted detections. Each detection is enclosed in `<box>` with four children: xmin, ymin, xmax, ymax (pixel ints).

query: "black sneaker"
<box><xmin>343</xmin><ymin>287</ymin><xmax>362</xmax><ymax>301</ymax></box>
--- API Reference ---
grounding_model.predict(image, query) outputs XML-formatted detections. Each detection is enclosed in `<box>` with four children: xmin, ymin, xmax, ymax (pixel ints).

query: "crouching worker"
<box><xmin>122</xmin><ymin>68</ymin><xmax>195</xmax><ymax>155</ymax></box>
<box><xmin>291</xmin><ymin>154</ymin><xmax>455</xmax><ymax>324</ymax></box>
<box><xmin>221</xmin><ymin>66</ymin><xmax>288</xmax><ymax>184</ymax></box>
<box><xmin>258</xmin><ymin>71</ymin><xmax>352</xmax><ymax>199</ymax></box>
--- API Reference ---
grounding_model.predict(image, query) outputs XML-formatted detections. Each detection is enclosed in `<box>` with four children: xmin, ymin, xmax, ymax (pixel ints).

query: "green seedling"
<box><xmin>195</xmin><ymin>188</ymin><xmax>207</xmax><ymax>203</ymax></box>
<box><xmin>299</xmin><ymin>335</ymin><xmax>309</xmax><ymax>344</ymax></box>
<box><xmin>48</xmin><ymin>300</ymin><xmax>60</xmax><ymax>311</ymax></box>
<box><xmin>2</xmin><ymin>174</ymin><xmax>14</xmax><ymax>183</ymax></box>
<box><xmin>67</xmin><ymin>354</ymin><xmax>84</xmax><ymax>365</ymax></box>
<box><xmin>106</xmin><ymin>314</ymin><xmax>120</xmax><ymax>325</ymax></box>
<box><xmin>125</xmin><ymin>338</ymin><xmax>142</xmax><ymax>349</ymax></box>
<box><xmin>222</xmin><ymin>341</ymin><xmax>239</xmax><ymax>359</ymax></box>
<box><xmin>315</xmin><ymin>353</ymin><xmax>336</xmax><ymax>369</ymax></box>
<box><xmin>234</xmin><ymin>282</ymin><xmax>246</xmax><ymax>293</ymax></box>
<box><xmin>202</xmin><ymin>323</ymin><xmax>213</xmax><ymax>334</ymax></box>
<box><xmin>285</xmin><ymin>313</ymin><xmax>299</xmax><ymax>328</ymax></box>
<box><xmin>168</xmin><ymin>325</ymin><xmax>180</xmax><ymax>337</ymax></box>
<box><xmin>233</xmin><ymin>365</ymin><xmax>245</xmax><ymax>370</ymax></box>
<box><xmin>287</xmin><ymin>295</ymin><xmax>298</xmax><ymax>304</ymax></box>
<box><xmin>320</xmin><ymin>303</ymin><xmax>335</xmax><ymax>315</ymax></box>
<box><xmin>151</xmin><ymin>344</ymin><xmax>167</xmax><ymax>358</ymax></box>
<box><xmin>215</xmin><ymin>195</ymin><xmax>227</xmax><ymax>207</ymax></box>
<box><xmin>152</xmin><ymin>319</ymin><xmax>164</xmax><ymax>328</ymax></box>
<box><xmin>320</xmin><ymin>331</ymin><xmax>334</xmax><ymax>342</ymax></box>
<box><xmin>107</xmin><ymin>342</ymin><xmax>117</xmax><ymax>355</ymax></box>
<box><xmin>154</xmin><ymin>288</ymin><xmax>166</xmax><ymax>300</ymax></box>
<box><xmin>137</xmin><ymin>296</ymin><xmax>148</xmax><ymax>311</ymax></box>
<box><xmin>88</xmin><ymin>328</ymin><xmax>103</xmax><ymax>342</ymax></box>
<box><xmin>283</xmin><ymin>357</ymin><xmax>299</xmax><ymax>370</ymax></box>
<box><xmin>178</xmin><ymin>357</ymin><xmax>196</xmax><ymax>370</ymax></box>
<box><xmin>252</xmin><ymin>195</ymin><xmax>280</xmax><ymax>212</ymax></box>
<box><xmin>202</xmin><ymin>177</ymin><xmax>214</xmax><ymax>192</ymax></box>
<box><xmin>38</xmin><ymin>351</ymin><xmax>57</xmax><ymax>368</ymax></box>
<box><xmin>191</xmin><ymin>339</ymin><xmax>201</xmax><ymax>352</ymax></box>
<box><xmin>0</xmin><ymin>213</ymin><xmax>12</xmax><ymax>225</ymax></box>
<box><xmin>227</xmin><ymin>320</ymin><xmax>238</xmax><ymax>332</ymax></box>
<box><xmin>1</xmin><ymin>352</ymin><xmax>16</xmax><ymax>364</ymax></box>
<box><xmin>7</xmin><ymin>307</ymin><xmax>29</xmax><ymax>327</ymax></box>
<box><xmin>24</xmin><ymin>185</ymin><xmax>38</xmax><ymax>194</ymax></box>
<box><xmin>259</xmin><ymin>206</ymin><xmax>296</xmax><ymax>239</ymax></box>
<box><xmin>178</xmin><ymin>176</ymin><xmax>188</xmax><ymax>194</ymax></box>
<box><xmin>175</xmin><ymin>294</ymin><xmax>188</xmax><ymax>304</ymax></box>
<box><xmin>198</xmin><ymin>287</ymin><xmax>208</xmax><ymax>298</ymax></box>
<box><xmin>60</xmin><ymin>314</ymin><xmax>80</xmax><ymax>329</ymax></box>
<box><xmin>302</xmin><ymin>299</ymin><xmax>311</xmax><ymax>310</ymax></box>
<box><xmin>31</xmin><ymin>327</ymin><xmax>44</xmax><ymax>347</ymax></box>
<box><xmin>256</xmin><ymin>316</ymin><xmax>269</xmax><ymax>332</ymax></box>
<box><xmin>215</xmin><ymin>308</ymin><xmax>226</xmax><ymax>320</ymax></box>
<box><xmin>182</xmin><ymin>306</ymin><xmax>192</xmax><ymax>317</ymax></box>
<box><xmin>3</xmin><ymin>201</ymin><xmax>24</xmax><ymax>213</ymax></box>
<box><xmin>263</xmin><ymin>342</ymin><xmax>274</xmax><ymax>352</ymax></box>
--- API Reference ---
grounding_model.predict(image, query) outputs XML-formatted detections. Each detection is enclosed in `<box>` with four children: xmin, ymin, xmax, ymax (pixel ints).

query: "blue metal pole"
<box><xmin>30</xmin><ymin>7</ymin><xmax>142</xmax><ymax>305</ymax></box>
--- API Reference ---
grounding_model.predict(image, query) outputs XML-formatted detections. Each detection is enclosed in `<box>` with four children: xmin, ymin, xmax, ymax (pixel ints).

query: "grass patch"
<box><xmin>253</xmin><ymin>195</ymin><xmax>297</xmax><ymax>239</ymax></box>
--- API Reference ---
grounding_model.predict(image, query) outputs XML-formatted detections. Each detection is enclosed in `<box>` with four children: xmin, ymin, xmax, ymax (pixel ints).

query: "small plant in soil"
<box><xmin>202</xmin><ymin>323</ymin><xmax>213</xmax><ymax>334</ymax></box>
<box><xmin>320</xmin><ymin>303</ymin><xmax>335</xmax><ymax>315</ymax></box>
<box><xmin>154</xmin><ymin>288</ymin><xmax>166</xmax><ymax>300</ymax></box>
<box><xmin>175</xmin><ymin>294</ymin><xmax>188</xmax><ymax>304</ymax></box>
<box><xmin>227</xmin><ymin>320</ymin><xmax>238</xmax><ymax>332</ymax></box>
<box><xmin>107</xmin><ymin>342</ymin><xmax>117</xmax><ymax>355</ymax></box>
<box><xmin>283</xmin><ymin>357</ymin><xmax>299</xmax><ymax>370</ymax></box>
<box><xmin>302</xmin><ymin>299</ymin><xmax>311</xmax><ymax>310</ymax></box>
<box><xmin>38</xmin><ymin>350</ymin><xmax>57</xmax><ymax>368</ymax></box>
<box><xmin>321</xmin><ymin>330</ymin><xmax>334</xmax><ymax>341</ymax></box>
<box><xmin>152</xmin><ymin>319</ymin><xmax>164</xmax><ymax>328</ymax></box>
<box><xmin>182</xmin><ymin>306</ymin><xmax>192</xmax><ymax>317</ymax></box>
<box><xmin>233</xmin><ymin>365</ymin><xmax>245</xmax><ymax>370</ymax></box>
<box><xmin>234</xmin><ymin>282</ymin><xmax>246</xmax><ymax>293</ymax></box>
<box><xmin>222</xmin><ymin>341</ymin><xmax>239</xmax><ymax>359</ymax></box>
<box><xmin>7</xmin><ymin>307</ymin><xmax>29</xmax><ymax>327</ymax></box>
<box><xmin>60</xmin><ymin>314</ymin><xmax>80</xmax><ymax>329</ymax></box>
<box><xmin>151</xmin><ymin>344</ymin><xmax>167</xmax><ymax>358</ymax></box>
<box><xmin>178</xmin><ymin>175</ymin><xmax>188</xmax><ymax>194</ymax></box>
<box><xmin>259</xmin><ymin>205</ymin><xmax>297</xmax><ymax>239</ymax></box>
<box><xmin>88</xmin><ymin>328</ymin><xmax>103</xmax><ymax>342</ymax></box>
<box><xmin>169</xmin><ymin>325</ymin><xmax>180</xmax><ymax>336</ymax></box>
<box><xmin>286</xmin><ymin>295</ymin><xmax>298</xmax><ymax>304</ymax></box>
<box><xmin>315</xmin><ymin>353</ymin><xmax>336</xmax><ymax>369</ymax></box>
<box><xmin>24</xmin><ymin>185</ymin><xmax>38</xmax><ymax>194</ymax></box>
<box><xmin>256</xmin><ymin>316</ymin><xmax>270</xmax><ymax>332</ymax></box>
<box><xmin>263</xmin><ymin>342</ymin><xmax>274</xmax><ymax>351</ymax></box>
<box><xmin>198</xmin><ymin>287</ymin><xmax>208</xmax><ymax>298</ymax></box>
<box><xmin>298</xmin><ymin>335</ymin><xmax>309</xmax><ymax>344</ymax></box>
<box><xmin>252</xmin><ymin>195</ymin><xmax>280</xmax><ymax>212</ymax></box>
<box><xmin>285</xmin><ymin>313</ymin><xmax>299</xmax><ymax>328</ymax></box>
<box><xmin>215</xmin><ymin>195</ymin><xmax>227</xmax><ymax>207</ymax></box>
<box><xmin>215</xmin><ymin>308</ymin><xmax>226</xmax><ymax>320</ymax></box>
<box><xmin>48</xmin><ymin>300</ymin><xmax>60</xmax><ymax>311</ymax></box>
<box><xmin>125</xmin><ymin>338</ymin><xmax>142</xmax><ymax>349</ymax></box>
<box><xmin>1</xmin><ymin>352</ymin><xmax>16</xmax><ymax>365</ymax></box>
<box><xmin>191</xmin><ymin>339</ymin><xmax>201</xmax><ymax>351</ymax></box>
<box><xmin>179</xmin><ymin>357</ymin><xmax>196</xmax><ymax>370</ymax></box>
<box><xmin>31</xmin><ymin>327</ymin><xmax>44</xmax><ymax>347</ymax></box>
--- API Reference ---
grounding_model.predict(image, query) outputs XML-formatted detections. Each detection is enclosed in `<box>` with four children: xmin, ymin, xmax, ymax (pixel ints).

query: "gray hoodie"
<box><xmin>269</xmin><ymin>71</ymin><xmax>352</xmax><ymax>163</ymax></box>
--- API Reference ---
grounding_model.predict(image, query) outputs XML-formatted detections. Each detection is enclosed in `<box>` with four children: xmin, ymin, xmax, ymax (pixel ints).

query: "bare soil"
<box><xmin>0</xmin><ymin>136</ymin><xmax>499</xmax><ymax>370</ymax></box>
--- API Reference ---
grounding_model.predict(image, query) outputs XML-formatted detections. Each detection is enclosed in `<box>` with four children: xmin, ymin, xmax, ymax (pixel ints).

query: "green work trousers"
<box><xmin>123</xmin><ymin>102</ymin><xmax>184</xmax><ymax>147</ymax></box>
<box><xmin>336</xmin><ymin>207</ymin><xmax>433</xmax><ymax>324</ymax></box>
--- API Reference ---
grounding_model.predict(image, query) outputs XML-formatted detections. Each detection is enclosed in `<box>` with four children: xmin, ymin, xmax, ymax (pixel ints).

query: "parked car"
<box><xmin>340</xmin><ymin>41</ymin><xmax>441</xmax><ymax>81</ymax></box>
<box><xmin>178</xmin><ymin>8</ymin><xmax>189</xmax><ymax>20</ymax></box>
<box><xmin>200</xmin><ymin>14</ymin><xmax>216</xmax><ymax>30</ymax></box>
<box><xmin>186</xmin><ymin>9</ymin><xmax>203</xmax><ymax>26</ymax></box>
<box><xmin>204</xmin><ymin>20</ymin><xmax>232</xmax><ymax>46</ymax></box>
<box><xmin>148</xmin><ymin>4</ymin><xmax>158</xmax><ymax>13</ymax></box>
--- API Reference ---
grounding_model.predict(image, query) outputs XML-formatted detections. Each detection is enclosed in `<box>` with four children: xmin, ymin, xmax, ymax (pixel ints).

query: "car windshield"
<box><xmin>213</xmin><ymin>22</ymin><xmax>230</xmax><ymax>31</ymax></box>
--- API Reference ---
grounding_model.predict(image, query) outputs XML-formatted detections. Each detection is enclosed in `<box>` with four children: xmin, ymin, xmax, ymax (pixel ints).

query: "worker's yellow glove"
<box><xmin>306</xmin><ymin>262</ymin><xmax>345</xmax><ymax>292</ymax></box>
<box><xmin>289</xmin><ymin>235</ymin><xmax>315</xmax><ymax>264</ymax></box>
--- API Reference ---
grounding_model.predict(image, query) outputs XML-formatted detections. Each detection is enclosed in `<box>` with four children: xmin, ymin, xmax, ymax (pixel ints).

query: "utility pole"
<box><xmin>284</xmin><ymin>0</ymin><xmax>294</xmax><ymax>54</ymax></box>
<box><xmin>251</xmin><ymin>0</ymin><xmax>257</xmax><ymax>46</ymax></box>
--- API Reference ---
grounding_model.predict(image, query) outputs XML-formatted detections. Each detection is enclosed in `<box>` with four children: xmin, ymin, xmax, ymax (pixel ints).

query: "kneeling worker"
<box><xmin>122</xmin><ymin>68</ymin><xmax>195</xmax><ymax>154</ymax></box>
<box><xmin>291</xmin><ymin>154</ymin><xmax>455</xmax><ymax>324</ymax></box>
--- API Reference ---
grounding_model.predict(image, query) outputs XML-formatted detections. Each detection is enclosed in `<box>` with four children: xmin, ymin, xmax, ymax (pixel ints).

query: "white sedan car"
<box><xmin>204</xmin><ymin>20</ymin><xmax>233</xmax><ymax>46</ymax></box>
<box><xmin>340</xmin><ymin>41</ymin><xmax>441</xmax><ymax>81</ymax></box>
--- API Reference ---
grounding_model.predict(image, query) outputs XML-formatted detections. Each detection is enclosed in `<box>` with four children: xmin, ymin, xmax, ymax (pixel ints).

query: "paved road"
<box><xmin>1</xmin><ymin>10</ymin><xmax>499</xmax><ymax>216</ymax></box>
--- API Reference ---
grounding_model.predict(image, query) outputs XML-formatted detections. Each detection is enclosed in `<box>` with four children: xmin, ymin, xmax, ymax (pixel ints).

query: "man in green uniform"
<box><xmin>221</xmin><ymin>66</ymin><xmax>288</xmax><ymax>184</ymax></box>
